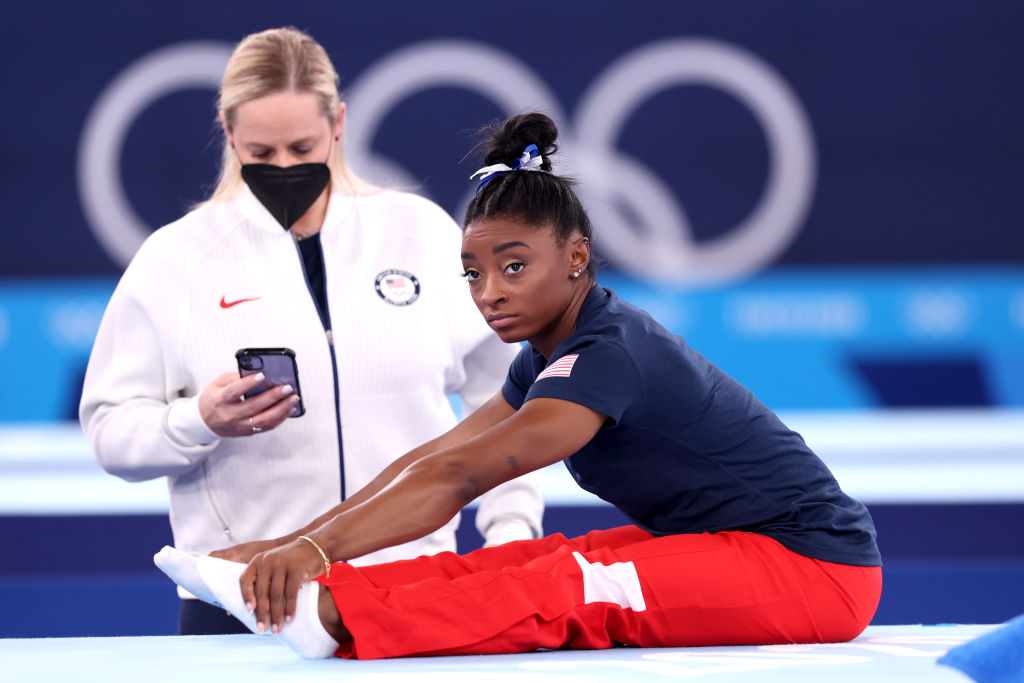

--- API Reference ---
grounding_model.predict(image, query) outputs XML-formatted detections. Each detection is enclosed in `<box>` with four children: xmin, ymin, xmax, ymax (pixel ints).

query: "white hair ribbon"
<box><xmin>470</xmin><ymin>144</ymin><xmax>544</xmax><ymax>193</ymax></box>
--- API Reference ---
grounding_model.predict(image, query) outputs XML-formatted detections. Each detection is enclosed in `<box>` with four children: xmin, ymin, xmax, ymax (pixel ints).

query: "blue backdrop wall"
<box><xmin>1</xmin><ymin>0</ymin><xmax>1023</xmax><ymax>637</ymax></box>
<box><xmin>2</xmin><ymin>0</ymin><xmax>1023</xmax><ymax>420</ymax></box>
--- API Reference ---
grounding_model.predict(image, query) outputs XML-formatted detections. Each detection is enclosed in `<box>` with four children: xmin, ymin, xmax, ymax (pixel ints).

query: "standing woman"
<box><xmin>157</xmin><ymin>111</ymin><xmax>882</xmax><ymax>659</ymax></box>
<box><xmin>80</xmin><ymin>27</ymin><xmax>542</xmax><ymax>635</ymax></box>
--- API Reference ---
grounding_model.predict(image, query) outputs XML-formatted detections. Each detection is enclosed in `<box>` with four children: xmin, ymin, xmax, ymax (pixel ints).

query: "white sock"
<box><xmin>196</xmin><ymin>554</ymin><xmax>339</xmax><ymax>658</ymax></box>
<box><xmin>195</xmin><ymin>555</ymin><xmax>264</xmax><ymax>635</ymax></box>
<box><xmin>277</xmin><ymin>581</ymin><xmax>340</xmax><ymax>659</ymax></box>
<box><xmin>153</xmin><ymin>546</ymin><xmax>221</xmax><ymax>607</ymax></box>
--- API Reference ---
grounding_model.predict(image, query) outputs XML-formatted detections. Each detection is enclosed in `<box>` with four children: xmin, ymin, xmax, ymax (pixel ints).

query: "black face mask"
<box><xmin>240</xmin><ymin>162</ymin><xmax>331</xmax><ymax>230</ymax></box>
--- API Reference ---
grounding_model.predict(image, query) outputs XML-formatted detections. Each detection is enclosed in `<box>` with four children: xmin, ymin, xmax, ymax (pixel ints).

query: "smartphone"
<box><xmin>235</xmin><ymin>347</ymin><xmax>305</xmax><ymax>417</ymax></box>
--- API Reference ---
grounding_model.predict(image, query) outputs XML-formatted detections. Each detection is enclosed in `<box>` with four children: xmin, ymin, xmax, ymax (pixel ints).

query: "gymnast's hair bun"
<box><xmin>483</xmin><ymin>112</ymin><xmax>558</xmax><ymax>172</ymax></box>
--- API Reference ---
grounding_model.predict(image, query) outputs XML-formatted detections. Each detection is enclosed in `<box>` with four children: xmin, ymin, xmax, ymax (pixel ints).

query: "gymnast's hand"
<box><xmin>210</xmin><ymin>538</ymin><xmax>279</xmax><ymax>564</ymax></box>
<box><xmin>198</xmin><ymin>372</ymin><xmax>299</xmax><ymax>438</ymax></box>
<box><xmin>239</xmin><ymin>537</ymin><xmax>326</xmax><ymax>634</ymax></box>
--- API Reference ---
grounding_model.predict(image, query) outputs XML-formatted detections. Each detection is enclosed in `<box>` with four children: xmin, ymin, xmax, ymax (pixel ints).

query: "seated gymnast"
<box><xmin>156</xmin><ymin>112</ymin><xmax>882</xmax><ymax>660</ymax></box>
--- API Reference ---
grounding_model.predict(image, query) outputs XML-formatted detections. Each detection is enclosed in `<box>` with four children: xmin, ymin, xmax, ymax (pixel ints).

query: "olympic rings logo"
<box><xmin>78</xmin><ymin>38</ymin><xmax>816</xmax><ymax>284</ymax></box>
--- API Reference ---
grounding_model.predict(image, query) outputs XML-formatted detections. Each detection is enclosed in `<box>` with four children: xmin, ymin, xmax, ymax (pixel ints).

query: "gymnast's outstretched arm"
<box><xmin>209</xmin><ymin>390</ymin><xmax>517</xmax><ymax>563</ymax></box>
<box><xmin>241</xmin><ymin>394</ymin><xmax>606</xmax><ymax>634</ymax></box>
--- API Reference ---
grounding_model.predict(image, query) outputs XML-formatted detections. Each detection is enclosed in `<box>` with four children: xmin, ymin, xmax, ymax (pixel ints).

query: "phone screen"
<box><xmin>236</xmin><ymin>348</ymin><xmax>305</xmax><ymax>417</ymax></box>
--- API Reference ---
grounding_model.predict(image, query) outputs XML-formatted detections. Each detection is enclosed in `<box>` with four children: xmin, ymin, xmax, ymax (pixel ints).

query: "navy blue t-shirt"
<box><xmin>502</xmin><ymin>287</ymin><xmax>881</xmax><ymax>567</ymax></box>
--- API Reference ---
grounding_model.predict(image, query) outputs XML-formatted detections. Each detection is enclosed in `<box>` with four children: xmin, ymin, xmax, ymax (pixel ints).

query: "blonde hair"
<box><xmin>207</xmin><ymin>27</ymin><xmax>370</xmax><ymax>201</ymax></box>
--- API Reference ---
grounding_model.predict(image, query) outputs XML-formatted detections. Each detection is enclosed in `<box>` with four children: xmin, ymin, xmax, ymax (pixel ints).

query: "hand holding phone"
<box><xmin>236</xmin><ymin>348</ymin><xmax>305</xmax><ymax>417</ymax></box>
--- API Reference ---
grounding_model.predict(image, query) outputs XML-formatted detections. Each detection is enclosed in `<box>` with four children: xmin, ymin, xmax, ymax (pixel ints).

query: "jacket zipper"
<box><xmin>293</xmin><ymin>236</ymin><xmax>347</xmax><ymax>499</ymax></box>
<box><xmin>201</xmin><ymin>460</ymin><xmax>233</xmax><ymax>540</ymax></box>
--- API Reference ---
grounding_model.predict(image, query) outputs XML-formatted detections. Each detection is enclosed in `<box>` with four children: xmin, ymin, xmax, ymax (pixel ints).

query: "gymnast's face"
<box><xmin>461</xmin><ymin>215</ymin><xmax>584</xmax><ymax>349</ymax></box>
<box><xmin>225</xmin><ymin>90</ymin><xmax>342</xmax><ymax>167</ymax></box>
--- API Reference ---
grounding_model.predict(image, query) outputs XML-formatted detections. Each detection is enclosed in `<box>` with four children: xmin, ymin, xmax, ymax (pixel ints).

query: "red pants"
<box><xmin>319</xmin><ymin>526</ymin><xmax>881</xmax><ymax>660</ymax></box>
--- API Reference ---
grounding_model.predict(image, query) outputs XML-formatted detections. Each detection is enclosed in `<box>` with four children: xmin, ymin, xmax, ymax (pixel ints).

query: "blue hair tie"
<box><xmin>469</xmin><ymin>144</ymin><xmax>544</xmax><ymax>193</ymax></box>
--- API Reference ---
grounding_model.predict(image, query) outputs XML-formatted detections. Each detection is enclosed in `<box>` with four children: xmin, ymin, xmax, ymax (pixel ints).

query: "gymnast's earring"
<box><xmin>571</xmin><ymin>269</ymin><xmax>582</xmax><ymax>279</ymax></box>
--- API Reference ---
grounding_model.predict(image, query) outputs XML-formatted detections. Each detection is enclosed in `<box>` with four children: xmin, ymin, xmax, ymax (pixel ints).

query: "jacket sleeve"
<box><xmin>79</xmin><ymin>246</ymin><xmax>220</xmax><ymax>483</ymax></box>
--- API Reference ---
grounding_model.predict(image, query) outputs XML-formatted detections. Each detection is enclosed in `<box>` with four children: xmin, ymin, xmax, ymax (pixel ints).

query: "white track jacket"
<box><xmin>80</xmin><ymin>187</ymin><xmax>542</xmax><ymax>572</ymax></box>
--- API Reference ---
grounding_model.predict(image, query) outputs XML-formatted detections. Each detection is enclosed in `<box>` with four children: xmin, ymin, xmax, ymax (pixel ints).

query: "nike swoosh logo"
<box><xmin>220</xmin><ymin>296</ymin><xmax>261</xmax><ymax>309</ymax></box>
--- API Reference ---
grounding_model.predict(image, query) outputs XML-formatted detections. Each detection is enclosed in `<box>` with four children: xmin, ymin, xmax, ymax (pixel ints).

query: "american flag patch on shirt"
<box><xmin>536</xmin><ymin>354</ymin><xmax>579</xmax><ymax>381</ymax></box>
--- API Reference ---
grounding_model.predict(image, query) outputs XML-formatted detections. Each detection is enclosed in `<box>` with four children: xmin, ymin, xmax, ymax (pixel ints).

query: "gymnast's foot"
<box><xmin>153</xmin><ymin>546</ymin><xmax>221</xmax><ymax>607</ymax></box>
<box><xmin>196</xmin><ymin>554</ymin><xmax>340</xmax><ymax>659</ymax></box>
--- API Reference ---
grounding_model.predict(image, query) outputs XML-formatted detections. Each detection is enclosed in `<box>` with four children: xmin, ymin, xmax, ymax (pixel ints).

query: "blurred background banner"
<box><xmin>1</xmin><ymin>0</ymin><xmax>1023</xmax><ymax>635</ymax></box>
<box><xmin>2</xmin><ymin>0</ymin><xmax>1023</xmax><ymax>419</ymax></box>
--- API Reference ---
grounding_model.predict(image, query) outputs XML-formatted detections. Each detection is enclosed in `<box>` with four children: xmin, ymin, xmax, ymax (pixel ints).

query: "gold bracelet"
<box><xmin>297</xmin><ymin>535</ymin><xmax>331</xmax><ymax>578</ymax></box>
